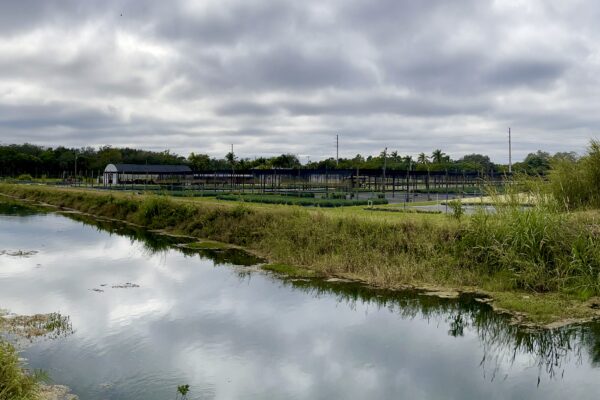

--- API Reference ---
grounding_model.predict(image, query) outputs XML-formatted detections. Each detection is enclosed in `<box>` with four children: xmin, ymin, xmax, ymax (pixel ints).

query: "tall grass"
<box><xmin>549</xmin><ymin>140</ymin><xmax>600</xmax><ymax>210</ymax></box>
<box><xmin>458</xmin><ymin>172</ymin><xmax>600</xmax><ymax>296</ymax></box>
<box><xmin>0</xmin><ymin>341</ymin><xmax>39</xmax><ymax>400</ymax></box>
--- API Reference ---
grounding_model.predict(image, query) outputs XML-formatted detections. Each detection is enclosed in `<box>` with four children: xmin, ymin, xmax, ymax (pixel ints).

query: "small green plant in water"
<box><xmin>176</xmin><ymin>384</ymin><xmax>190</xmax><ymax>400</ymax></box>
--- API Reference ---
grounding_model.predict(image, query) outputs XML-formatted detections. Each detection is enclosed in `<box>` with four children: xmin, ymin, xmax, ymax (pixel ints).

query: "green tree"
<box><xmin>458</xmin><ymin>154</ymin><xmax>495</xmax><ymax>173</ymax></box>
<box><xmin>225</xmin><ymin>151</ymin><xmax>237</xmax><ymax>167</ymax></box>
<box><xmin>271</xmin><ymin>154</ymin><xmax>301</xmax><ymax>168</ymax></box>
<box><xmin>431</xmin><ymin>149</ymin><xmax>445</xmax><ymax>164</ymax></box>
<box><xmin>188</xmin><ymin>153</ymin><xmax>211</xmax><ymax>171</ymax></box>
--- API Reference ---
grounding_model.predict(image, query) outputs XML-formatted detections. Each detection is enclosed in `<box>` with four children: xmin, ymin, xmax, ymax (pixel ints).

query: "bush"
<box><xmin>16</xmin><ymin>174</ymin><xmax>33</xmax><ymax>181</ymax></box>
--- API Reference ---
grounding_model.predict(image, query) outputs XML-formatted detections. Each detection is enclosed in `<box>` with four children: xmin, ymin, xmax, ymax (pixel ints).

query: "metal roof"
<box><xmin>104</xmin><ymin>164</ymin><xmax>192</xmax><ymax>174</ymax></box>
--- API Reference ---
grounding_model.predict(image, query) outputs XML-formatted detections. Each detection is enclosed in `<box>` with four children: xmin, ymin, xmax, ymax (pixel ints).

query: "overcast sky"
<box><xmin>1</xmin><ymin>0</ymin><xmax>599</xmax><ymax>162</ymax></box>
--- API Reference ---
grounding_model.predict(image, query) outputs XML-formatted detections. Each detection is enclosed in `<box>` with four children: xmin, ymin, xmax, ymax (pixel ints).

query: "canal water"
<box><xmin>1</xmin><ymin>201</ymin><xmax>599</xmax><ymax>399</ymax></box>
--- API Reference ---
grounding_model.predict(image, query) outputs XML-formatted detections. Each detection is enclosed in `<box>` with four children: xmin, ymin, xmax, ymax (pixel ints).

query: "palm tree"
<box><xmin>403</xmin><ymin>155</ymin><xmax>413</xmax><ymax>164</ymax></box>
<box><xmin>431</xmin><ymin>149</ymin><xmax>445</xmax><ymax>164</ymax></box>
<box><xmin>417</xmin><ymin>153</ymin><xmax>429</xmax><ymax>164</ymax></box>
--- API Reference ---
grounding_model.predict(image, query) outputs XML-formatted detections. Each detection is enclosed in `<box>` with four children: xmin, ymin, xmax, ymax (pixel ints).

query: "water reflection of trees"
<box><xmin>67</xmin><ymin>213</ymin><xmax>180</xmax><ymax>253</ymax></box>
<box><xmin>279</xmin><ymin>278</ymin><xmax>600</xmax><ymax>382</ymax></box>
<box><xmin>65</xmin><ymin>212</ymin><xmax>263</xmax><ymax>266</ymax></box>
<box><xmin>0</xmin><ymin>199</ymin><xmax>48</xmax><ymax>216</ymax></box>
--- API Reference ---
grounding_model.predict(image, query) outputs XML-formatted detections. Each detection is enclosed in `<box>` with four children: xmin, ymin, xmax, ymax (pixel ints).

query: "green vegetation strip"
<box><xmin>367</xmin><ymin>207</ymin><xmax>442</xmax><ymax>214</ymax></box>
<box><xmin>181</xmin><ymin>240</ymin><xmax>231</xmax><ymax>250</ymax></box>
<box><xmin>215</xmin><ymin>194</ymin><xmax>388</xmax><ymax>207</ymax></box>
<box><xmin>261</xmin><ymin>263</ymin><xmax>319</xmax><ymax>278</ymax></box>
<box><xmin>0</xmin><ymin>341</ymin><xmax>40</xmax><ymax>400</ymax></box>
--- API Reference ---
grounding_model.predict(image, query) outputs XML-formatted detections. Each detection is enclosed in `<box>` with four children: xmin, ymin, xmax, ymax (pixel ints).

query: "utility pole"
<box><xmin>382</xmin><ymin>147</ymin><xmax>387</xmax><ymax>192</ymax></box>
<box><xmin>508</xmin><ymin>127</ymin><xmax>512</xmax><ymax>174</ymax></box>
<box><xmin>336</xmin><ymin>134</ymin><xmax>339</xmax><ymax>166</ymax></box>
<box><xmin>406</xmin><ymin>159</ymin><xmax>411</xmax><ymax>203</ymax></box>
<box><xmin>74</xmin><ymin>152</ymin><xmax>78</xmax><ymax>186</ymax></box>
<box><xmin>231</xmin><ymin>143</ymin><xmax>234</xmax><ymax>190</ymax></box>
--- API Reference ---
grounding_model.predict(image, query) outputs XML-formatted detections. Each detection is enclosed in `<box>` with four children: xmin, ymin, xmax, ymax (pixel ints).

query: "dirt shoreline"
<box><xmin>39</xmin><ymin>384</ymin><xmax>79</xmax><ymax>400</ymax></box>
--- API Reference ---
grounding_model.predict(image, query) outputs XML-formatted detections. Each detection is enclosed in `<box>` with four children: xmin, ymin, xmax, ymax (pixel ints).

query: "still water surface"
<box><xmin>1</xmin><ymin>201</ymin><xmax>600</xmax><ymax>399</ymax></box>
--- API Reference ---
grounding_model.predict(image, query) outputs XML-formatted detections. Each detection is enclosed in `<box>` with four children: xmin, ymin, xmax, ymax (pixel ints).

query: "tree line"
<box><xmin>0</xmin><ymin>143</ymin><xmax>577</xmax><ymax>178</ymax></box>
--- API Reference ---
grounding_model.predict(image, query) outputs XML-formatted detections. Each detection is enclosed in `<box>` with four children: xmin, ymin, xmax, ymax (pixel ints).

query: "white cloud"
<box><xmin>0</xmin><ymin>0</ymin><xmax>599</xmax><ymax>161</ymax></box>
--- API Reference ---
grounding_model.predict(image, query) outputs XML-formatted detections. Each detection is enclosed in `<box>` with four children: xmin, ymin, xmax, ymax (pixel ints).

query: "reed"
<box><xmin>0</xmin><ymin>341</ymin><xmax>40</xmax><ymax>400</ymax></box>
<box><xmin>548</xmin><ymin>139</ymin><xmax>600</xmax><ymax>210</ymax></box>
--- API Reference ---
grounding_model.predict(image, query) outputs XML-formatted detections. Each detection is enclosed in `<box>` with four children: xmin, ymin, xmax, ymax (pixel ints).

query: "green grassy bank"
<box><xmin>0</xmin><ymin>341</ymin><xmax>40</xmax><ymax>400</ymax></box>
<box><xmin>2</xmin><ymin>183</ymin><xmax>600</xmax><ymax>326</ymax></box>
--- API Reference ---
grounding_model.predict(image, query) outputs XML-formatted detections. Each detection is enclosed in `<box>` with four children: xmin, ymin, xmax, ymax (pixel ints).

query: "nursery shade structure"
<box><xmin>103</xmin><ymin>164</ymin><xmax>192</xmax><ymax>185</ymax></box>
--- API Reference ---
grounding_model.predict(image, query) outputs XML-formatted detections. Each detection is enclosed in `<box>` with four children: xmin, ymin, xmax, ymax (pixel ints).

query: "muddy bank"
<box><xmin>39</xmin><ymin>384</ymin><xmax>79</xmax><ymax>400</ymax></box>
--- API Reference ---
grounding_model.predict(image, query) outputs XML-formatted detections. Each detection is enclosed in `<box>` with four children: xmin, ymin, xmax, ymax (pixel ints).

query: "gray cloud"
<box><xmin>0</xmin><ymin>0</ymin><xmax>599</xmax><ymax>161</ymax></box>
